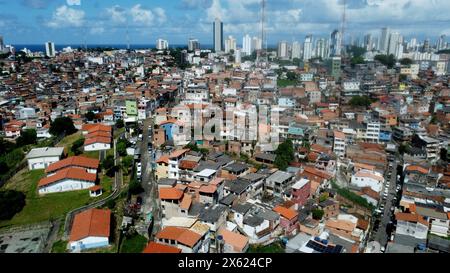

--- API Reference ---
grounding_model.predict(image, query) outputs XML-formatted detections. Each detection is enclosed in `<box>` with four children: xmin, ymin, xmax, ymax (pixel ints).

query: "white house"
<box><xmin>394</xmin><ymin>212</ymin><xmax>429</xmax><ymax>242</ymax></box>
<box><xmin>38</xmin><ymin>168</ymin><xmax>97</xmax><ymax>195</ymax></box>
<box><xmin>69</xmin><ymin>209</ymin><xmax>111</xmax><ymax>252</ymax></box>
<box><xmin>84</xmin><ymin>137</ymin><xmax>111</xmax><ymax>151</ymax></box>
<box><xmin>351</xmin><ymin>170</ymin><xmax>384</xmax><ymax>193</ymax></box>
<box><xmin>26</xmin><ymin>147</ymin><xmax>65</xmax><ymax>171</ymax></box>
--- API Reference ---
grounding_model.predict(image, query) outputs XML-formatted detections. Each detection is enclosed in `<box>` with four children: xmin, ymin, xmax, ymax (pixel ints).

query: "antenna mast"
<box><xmin>126</xmin><ymin>19</ymin><xmax>130</xmax><ymax>51</ymax></box>
<box><xmin>341</xmin><ymin>0</ymin><xmax>347</xmax><ymax>55</ymax></box>
<box><xmin>257</xmin><ymin>0</ymin><xmax>267</xmax><ymax>66</ymax></box>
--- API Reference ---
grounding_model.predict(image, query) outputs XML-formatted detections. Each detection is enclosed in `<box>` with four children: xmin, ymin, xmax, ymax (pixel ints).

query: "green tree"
<box><xmin>102</xmin><ymin>155</ymin><xmax>116</xmax><ymax>177</ymax></box>
<box><xmin>0</xmin><ymin>190</ymin><xmax>26</xmax><ymax>220</ymax></box>
<box><xmin>49</xmin><ymin>117</ymin><xmax>77</xmax><ymax>137</ymax></box>
<box><xmin>400</xmin><ymin>58</ymin><xmax>413</xmax><ymax>66</ymax></box>
<box><xmin>312</xmin><ymin>209</ymin><xmax>325</xmax><ymax>220</ymax></box>
<box><xmin>71</xmin><ymin>138</ymin><xmax>85</xmax><ymax>155</ymax></box>
<box><xmin>274</xmin><ymin>139</ymin><xmax>295</xmax><ymax>171</ymax></box>
<box><xmin>286</xmin><ymin>71</ymin><xmax>297</xmax><ymax>81</ymax></box>
<box><xmin>349</xmin><ymin>96</ymin><xmax>373</xmax><ymax>108</ymax></box>
<box><xmin>116</xmin><ymin>119</ymin><xmax>125</xmax><ymax>129</ymax></box>
<box><xmin>16</xmin><ymin>129</ymin><xmax>37</xmax><ymax>147</ymax></box>
<box><xmin>374</xmin><ymin>54</ymin><xmax>396</xmax><ymax>69</ymax></box>
<box><xmin>85</xmin><ymin>111</ymin><xmax>96</xmax><ymax>121</ymax></box>
<box><xmin>129</xmin><ymin>177</ymin><xmax>144</xmax><ymax>195</ymax></box>
<box><xmin>351</xmin><ymin>56</ymin><xmax>365</xmax><ymax>66</ymax></box>
<box><xmin>0</xmin><ymin>138</ymin><xmax>14</xmax><ymax>156</ymax></box>
<box><xmin>121</xmin><ymin>155</ymin><xmax>134</xmax><ymax>175</ymax></box>
<box><xmin>116</xmin><ymin>139</ymin><xmax>129</xmax><ymax>157</ymax></box>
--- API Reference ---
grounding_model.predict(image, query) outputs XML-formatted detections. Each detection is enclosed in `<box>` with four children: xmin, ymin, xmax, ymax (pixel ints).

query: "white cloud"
<box><xmin>105</xmin><ymin>5</ymin><xmax>167</xmax><ymax>27</ymax></box>
<box><xmin>106</xmin><ymin>5</ymin><xmax>127</xmax><ymax>24</ymax></box>
<box><xmin>90</xmin><ymin>26</ymin><xmax>105</xmax><ymax>35</ymax></box>
<box><xmin>66</xmin><ymin>0</ymin><xmax>81</xmax><ymax>6</ymax></box>
<box><xmin>130</xmin><ymin>4</ymin><xmax>155</xmax><ymax>26</ymax></box>
<box><xmin>47</xmin><ymin>5</ymin><xmax>85</xmax><ymax>28</ymax></box>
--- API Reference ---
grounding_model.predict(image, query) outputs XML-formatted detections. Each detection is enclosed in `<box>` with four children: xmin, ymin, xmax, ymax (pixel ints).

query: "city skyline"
<box><xmin>1</xmin><ymin>0</ymin><xmax>450</xmax><ymax>45</ymax></box>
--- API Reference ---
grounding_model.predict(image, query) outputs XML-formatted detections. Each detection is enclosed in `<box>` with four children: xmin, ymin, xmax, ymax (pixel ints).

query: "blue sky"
<box><xmin>1</xmin><ymin>0</ymin><xmax>450</xmax><ymax>45</ymax></box>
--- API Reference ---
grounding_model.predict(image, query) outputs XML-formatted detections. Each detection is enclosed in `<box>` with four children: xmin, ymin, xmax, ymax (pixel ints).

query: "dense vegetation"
<box><xmin>49</xmin><ymin>117</ymin><xmax>77</xmax><ymax>137</ymax></box>
<box><xmin>349</xmin><ymin>96</ymin><xmax>376</xmax><ymax>107</ymax></box>
<box><xmin>374</xmin><ymin>54</ymin><xmax>396</xmax><ymax>69</ymax></box>
<box><xmin>331</xmin><ymin>181</ymin><xmax>374</xmax><ymax>210</ymax></box>
<box><xmin>0</xmin><ymin>190</ymin><xmax>26</xmax><ymax>220</ymax></box>
<box><xmin>274</xmin><ymin>139</ymin><xmax>295</xmax><ymax>171</ymax></box>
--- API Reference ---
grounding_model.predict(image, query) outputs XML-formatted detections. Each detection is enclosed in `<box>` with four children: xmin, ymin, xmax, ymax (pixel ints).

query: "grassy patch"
<box><xmin>56</xmin><ymin>132</ymin><xmax>82</xmax><ymax>155</ymax></box>
<box><xmin>100</xmin><ymin>174</ymin><xmax>113</xmax><ymax>194</ymax></box>
<box><xmin>247</xmin><ymin>242</ymin><xmax>285</xmax><ymax>253</ymax></box>
<box><xmin>114</xmin><ymin>127</ymin><xmax>125</xmax><ymax>139</ymax></box>
<box><xmin>120</xmin><ymin>234</ymin><xmax>148</xmax><ymax>253</ymax></box>
<box><xmin>0</xmin><ymin>169</ymin><xmax>106</xmax><ymax>228</ymax></box>
<box><xmin>51</xmin><ymin>240</ymin><xmax>68</xmax><ymax>253</ymax></box>
<box><xmin>277</xmin><ymin>79</ymin><xmax>298</xmax><ymax>88</ymax></box>
<box><xmin>83</xmin><ymin>150</ymin><xmax>100</xmax><ymax>159</ymax></box>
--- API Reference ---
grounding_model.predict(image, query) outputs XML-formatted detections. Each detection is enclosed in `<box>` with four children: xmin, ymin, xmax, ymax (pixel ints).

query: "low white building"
<box><xmin>69</xmin><ymin>209</ymin><xmax>111</xmax><ymax>252</ymax></box>
<box><xmin>38</xmin><ymin>168</ymin><xmax>97</xmax><ymax>195</ymax></box>
<box><xmin>26</xmin><ymin>147</ymin><xmax>65</xmax><ymax>171</ymax></box>
<box><xmin>350</xmin><ymin>170</ymin><xmax>384</xmax><ymax>193</ymax></box>
<box><xmin>84</xmin><ymin>137</ymin><xmax>111</xmax><ymax>151</ymax></box>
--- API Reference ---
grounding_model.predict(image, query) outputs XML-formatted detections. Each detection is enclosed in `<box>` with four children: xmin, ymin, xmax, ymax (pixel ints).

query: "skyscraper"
<box><xmin>422</xmin><ymin>38</ymin><xmax>430</xmax><ymax>53</ymax></box>
<box><xmin>45</xmin><ymin>41</ymin><xmax>55</xmax><ymax>58</ymax></box>
<box><xmin>252</xmin><ymin>37</ymin><xmax>262</xmax><ymax>51</ymax></box>
<box><xmin>387</xmin><ymin>32</ymin><xmax>400</xmax><ymax>56</ymax></box>
<box><xmin>330</xmin><ymin>30</ymin><xmax>342</xmax><ymax>57</ymax></box>
<box><xmin>303</xmin><ymin>35</ymin><xmax>313</xmax><ymax>61</ymax></box>
<box><xmin>277</xmin><ymin>41</ymin><xmax>288</xmax><ymax>59</ymax></box>
<box><xmin>188</xmin><ymin>38</ymin><xmax>200</xmax><ymax>51</ymax></box>
<box><xmin>291</xmin><ymin>41</ymin><xmax>301</xmax><ymax>60</ymax></box>
<box><xmin>0</xmin><ymin>36</ymin><xmax>4</xmax><ymax>51</ymax></box>
<box><xmin>380</xmin><ymin>27</ymin><xmax>390</xmax><ymax>53</ymax></box>
<box><xmin>156</xmin><ymin>39</ymin><xmax>169</xmax><ymax>50</ymax></box>
<box><xmin>225</xmin><ymin>36</ymin><xmax>236</xmax><ymax>54</ymax></box>
<box><xmin>315</xmin><ymin>38</ymin><xmax>326</xmax><ymax>59</ymax></box>
<box><xmin>364</xmin><ymin>34</ymin><xmax>373</xmax><ymax>51</ymax></box>
<box><xmin>213</xmin><ymin>18</ymin><xmax>224</xmax><ymax>52</ymax></box>
<box><xmin>235</xmin><ymin>49</ymin><xmax>242</xmax><ymax>64</ymax></box>
<box><xmin>437</xmin><ymin>35</ymin><xmax>447</xmax><ymax>51</ymax></box>
<box><xmin>242</xmin><ymin>34</ymin><xmax>252</xmax><ymax>56</ymax></box>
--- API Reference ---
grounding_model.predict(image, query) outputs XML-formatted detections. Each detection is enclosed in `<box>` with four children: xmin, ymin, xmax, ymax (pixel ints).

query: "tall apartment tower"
<box><xmin>45</xmin><ymin>41</ymin><xmax>56</xmax><ymax>57</ymax></box>
<box><xmin>213</xmin><ymin>18</ymin><xmax>224</xmax><ymax>52</ymax></box>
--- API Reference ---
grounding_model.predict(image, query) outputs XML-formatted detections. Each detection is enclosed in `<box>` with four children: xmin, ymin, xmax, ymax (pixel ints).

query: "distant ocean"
<box><xmin>12</xmin><ymin>44</ymin><xmax>214</xmax><ymax>52</ymax></box>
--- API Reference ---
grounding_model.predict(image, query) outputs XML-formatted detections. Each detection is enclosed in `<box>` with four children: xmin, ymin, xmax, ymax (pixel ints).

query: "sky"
<box><xmin>1</xmin><ymin>0</ymin><xmax>450</xmax><ymax>45</ymax></box>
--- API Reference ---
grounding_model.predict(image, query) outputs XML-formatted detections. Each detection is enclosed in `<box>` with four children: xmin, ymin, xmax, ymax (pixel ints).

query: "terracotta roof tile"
<box><xmin>142</xmin><ymin>242</ymin><xmax>181</xmax><ymax>253</ymax></box>
<box><xmin>69</xmin><ymin>209</ymin><xmax>111</xmax><ymax>242</ymax></box>
<box><xmin>218</xmin><ymin>228</ymin><xmax>249</xmax><ymax>252</ymax></box>
<box><xmin>46</xmin><ymin>156</ymin><xmax>99</xmax><ymax>173</ymax></box>
<box><xmin>273</xmin><ymin>206</ymin><xmax>298</xmax><ymax>221</ymax></box>
<box><xmin>155</xmin><ymin>227</ymin><xmax>202</xmax><ymax>248</ymax></box>
<box><xmin>84</xmin><ymin>136</ymin><xmax>111</xmax><ymax>145</ymax></box>
<box><xmin>39</xmin><ymin>168</ymin><xmax>97</xmax><ymax>188</ymax></box>
<box><xmin>159</xmin><ymin>188</ymin><xmax>184</xmax><ymax>200</ymax></box>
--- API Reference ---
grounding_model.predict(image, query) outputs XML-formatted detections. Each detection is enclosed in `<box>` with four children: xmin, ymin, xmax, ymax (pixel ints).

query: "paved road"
<box><xmin>136</xmin><ymin>117</ymin><xmax>161</xmax><ymax>239</ymax></box>
<box><xmin>372</xmin><ymin>158</ymin><xmax>398</xmax><ymax>248</ymax></box>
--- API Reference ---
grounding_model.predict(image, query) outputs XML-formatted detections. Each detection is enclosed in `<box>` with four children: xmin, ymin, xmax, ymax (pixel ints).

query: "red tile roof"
<box><xmin>159</xmin><ymin>188</ymin><xmax>184</xmax><ymax>200</ymax></box>
<box><xmin>273</xmin><ymin>206</ymin><xmax>298</xmax><ymax>221</ymax></box>
<box><xmin>46</xmin><ymin>156</ymin><xmax>99</xmax><ymax>174</ymax></box>
<box><xmin>84</xmin><ymin>137</ymin><xmax>111</xmax><ymax>146</ymax></box>
<box><xmin>69</xmin><ymin>209</ymin><xmax>111</xmax><ymax>242</ymax></box>
<box><xmin>39</xmin><ymin>168</ymin><xmax>96</xmax><ymax>188</ymax></box>
<box><xmin>155</xmin><ymin>227</ymin><xmax>202</xmax><ymax>248</ymax></box>
<box><xmin>142</xmin><ymin>242</ymin><xmax>181</xmax><ymax>253</ymax></box>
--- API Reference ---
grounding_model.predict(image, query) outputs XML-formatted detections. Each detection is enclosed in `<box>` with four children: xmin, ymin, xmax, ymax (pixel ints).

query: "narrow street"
<box><xmin>372</xmin><ymin>159</ymin><xmax>398</xmax><ymax>248</ymax></box>
<box><xmin>136</xmin><ymin>117</ymin><xmax>161</xmax><ymax>239</ymax></box>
